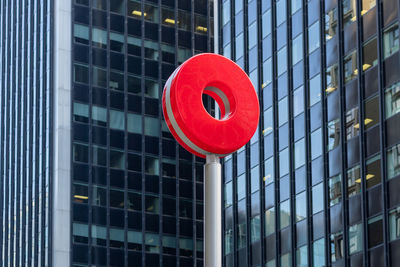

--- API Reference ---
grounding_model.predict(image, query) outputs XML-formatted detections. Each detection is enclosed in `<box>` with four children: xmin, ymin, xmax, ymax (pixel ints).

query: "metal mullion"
<box><xmin>376</xmin><ymin>0</ymin><xmax>389</xmax><ymax>266</ymax></box>
<box><xmin>354</xmin><ymin>0</ymin><xmax>369</xmax><ymax>265</ymax></box>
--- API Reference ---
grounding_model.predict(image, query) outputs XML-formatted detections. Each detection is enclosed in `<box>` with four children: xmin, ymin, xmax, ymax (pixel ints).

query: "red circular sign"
<box><xmin>162</xmin><ymin>53</ymin><xmax>259</xmax><ymax>158</ymax></box>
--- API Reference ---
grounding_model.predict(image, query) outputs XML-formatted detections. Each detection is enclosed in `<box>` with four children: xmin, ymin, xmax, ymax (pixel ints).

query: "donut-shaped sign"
<box><xmin>162</xmin><ymin>53</ymin><xmax>259</xmax><ymax>158</ymax></box>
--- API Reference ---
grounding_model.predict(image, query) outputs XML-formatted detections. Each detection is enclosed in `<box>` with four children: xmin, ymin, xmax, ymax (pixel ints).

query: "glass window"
<box><xmin>281</xmin><ymin>253</ymin><xmax>291</xmax><ymax>267</ymax></box>
<box><xmin>143</xmin><ymin>4</ymin><xmax>159</xmax><ymax>23</ymax></box>
<box><xmin>292</xmin><ymin>34</ymin><xmax>303</xmax><ymax>66</ymax></box>
<box><xmin>263</xmin><ymin>58</ymin><xmax>273</xmax><ymax>86</ymax></box>
<box><xmin>92</xmin><ymin>186</ymin><xmax>107</xmax><ymax>206</ymax></box>
<box><xmin>74</xmin><ymin>24</ymin><xmax>89</xmax><ymax>44</ymax></box>
<box><xmin>235</xmin><ymin>0</ymin><xmax>243</xmax><ymax>14</ymax></box>
<box><xmin>313</xmin><ymin>238</ymin><xmax>326</xmax><ymax>267</ymax></box>
<box><xmin>330</xmin><ymin>232</ymin><xmax>344</xmax><ymax>262</ymax></box>
<box><xmin>264</xmin><ymin>157</ymin><xmax>274</xmax><ymax>185</ymax></box>
<box><xmin>309</xmin><ymin>74</ymin><xmax>321</xmax><ymax>106</ymax></box>
<box><xmin>92</xmin><ymin>28</ymin><xmax>107</xmax><ymax>48</ymax></box>
<box><xmin>74</xmin><ymin>64</ymin><xmax>89</xmax><ymax>84</ymax></box>
<box><xmin>222</xmin><ymin>0</ymin><xmax>230</xmax><ymax>25</ymax></box>
<box><xmin>225</xmin><ymin>181</ymin><xmax>233</xmax><ymax>207</ymax></box>
<box><xmin>326</xmin><ymin>64</ymin><xmax>339</xmax><ymax>94</ymax></box>
<box><xmin>262</xmin><ymin>9</ymin><xmax>271</xmax><ymax>38</ymax></box>
<box><xmin>194</xmin><ymin>15</ymin><xmax>208</xmax><ymax>34</ymax></box>
<box><xmin>295</xmin><ymin>138</ymin><xmax>305</xmax><ymax>169</ymax></box>
<box><xmin>312</xmin><ymin>183</ymin><xmax>324</xmax><ymax>214</ymax></box>
<box><xmin>344</xmin><ymin>51</ymin><xmax>358</xmax><ymax>82</ymax></box>
<box><xmin>349</xmin><ymin>223</ymin><xmax>363</xmax><ymax>254</ymax></box>
<box><xmin>278</xmin><ymin>97</ymin><xmax>288</xmax><ymax>126</ymax></box>
<box><xmin>144</xmin><ymin>116</ymin><xmax>159</xmax><ymax>136</ymax></box>
<box><xmin>296</xmin><ymin>245</ymin><xmax>308</xmax><ymax>267</ymax></box>
<box><xmin>277</xmin><ymin>46</ymin><xmax>288</xmax><ymax>76</ymax></box>
<box><xmin>368</xmin><ymin>215</ymin><xmax>383</xmax><ymax>248</ymax></box>
<box><xmin>311</xmin><ymin>128</ymin><xmax>323</xmax><ymax>160</ymax></box>
<box><xmin>362</xmin><ymin>0</ymin><xmax>376</xmax><ymax>14</ymax></box>
<box><xmin>265</xmin><ymin>207</ymin><xmax>275</xmax><ymax>236</ymax></box>
<box><xmin>308</xmin><ymin>21</ymin><xmax>320</xmax><ymax>54</ymax></box>
<box><xmin>347</xmin><ymin>165</ymin><xmax>361</xmax><ymax>197</ymax></box>
<box><xmin>389</xmin><ymin>207</ymin><xmax>400</xmax><ymax>241</ymax></box>
<box><xmin>92</xmin><ymin>67</ymin><xmax>107</xmax><ymax>88</ymax></box>
<box><xmin>127</xmin><ymin>113</ymin><xmax>142</xmax><ymax>134</ymax></box>
<box><xmin>387</xmin><ymin>143</ymin><xmax>400</xmax><ymax>179</ymax></box>
<box><xmin>327</xmin><ymin>119</ymin><xmax>340</xmax><ymax>151</ymax></box>
<box><xmin>366</xmin><ymin>155</ymin><xmax>381</xmax><ymax>188</ymax></box>
<box><xmin>248</xmin><ymin>22</ymin><xmax>257</xmax><ymax>49</ymax></box>
<box><xmin>237</xmin><ymin>223</ymin><xmax>247</xmax><ymax>249</ymax></box>
<box><xmin>225</xmin><ymin>229</ymin><xmax>233</xmax><ymax>254</ymax></box>
<box><xmin>363</xmin><ymin>38</ymin><xmax>377</xmax><ymax>71</ymax></box>
<box><xmin>237</xmin><ymin>174</ymin><xmax>246</xmax><ymax>200</ymax></box>
<box><xmin>276</xmin><ymin>0</ymin><xmax>286</xmax><ymax>26</ymax></box>
<box><xmin>74</xmin><ymin>102</ymin><xmax>89</xmax><ymax>123</ymax></box>
<box><xmin>251</xmin><ymin>166</ymin><xmax>260</xmax><ymax>193</ymax></box>
<box><xmin>292</xmin><ymin>0</ymin><xmax>302</xmax><ymax>15</ymax></box>
<box><xmin>280</xmin><ymin>199</ymin><xmax>291</xmax><ymax>229</ymax></box>
<box><xmin>295</xmin><ymin>191</ymin><xmax>307</xmax><ymax>222</ymax></box>
<box><xmin>346</xmin><ymin>107</ymin><xmax>360</xmax><ymax>140</ymax></box>
<box><xmin>383</xmin><ymin>24</ymin><xmax>399</xmax><ymax>59</ymax></box>
<box><xmin>325</xmin><ymin>8</ymin><xmax>338</xmax><ymax>41</ymax></box>
<box><xmin>250</xmin><ymin>215</ymin><xmax>261</xmax><ymax>243</ymax></box>
<box><xmin>329</xmin><ymin>175</ymin><xmax>342</xmax><ymax>206</ymax></box>
<box><xmin>365</xmin><ymin>96</ymin><xmax>379</xmax><ymax>129</ymax></box>
<box><xmin>110</xmin><ymin>110</ymin><xmax>125</xmax><ymax>130</ymax></box>
<box><xmin>263</xmin><ymin>107</ymin><xmax>273</xmax><ymax>136</ymax></box>
<box><xmin>293</xmin><ymin>86</ymin><xmax>304</xmax><ymax>117</ymax></box>
<box><xmin>235</xmin><ymin>33</ymin><xmax>244</xmax><ymax>60</ymax></box>
<box><xmin>110</xmin><ymin>150</ymin><xmax>125</xmax><ymax>169</ymax></box>
<box><xmin>279</xmin><ymin>148</ymin><xmax>289</xmax><ymax>177</ymax></box>
<box><xmin>343</xmin><ymin>0</ymin><xmax>357</xmax><ymax>26</ymax></box>
<box><xmin>177</xmin><ymin>10</ymin><xmax>191</xmax><ymax>30</ymax></box>
<box><xmin>92</xmin><ymin>106</ymin><xmax>107</xmax><ymax>126</ymax></box>
<box><xmin>385</xmin><ymin>82</ymin><xmax>400</xmax><ymax>119</ymax></box>
<box><xmin>110</xmin><ymin>32</ymin><xmax>124</xmax><ymax>53</ymax></box>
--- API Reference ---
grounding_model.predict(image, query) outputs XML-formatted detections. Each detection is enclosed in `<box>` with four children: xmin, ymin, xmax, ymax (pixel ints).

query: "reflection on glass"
<box><xmin>74</xmin><ymin>24</ymin><xmax>89</xmax><ymax>44</ymax></box>
<box><xmin>311</xmin><ymin>128</ymin><xmax>323</xmax><ymax>160</ymax></box>
<box><xmin>236</xmin><ymin>33</ymin><xmax>244</xmax><ymax>60</ymax></box>
<box><xmin>293</xmin><ymin>86</ymin><xmax>304</xmax><ymax>116</ymax></box>
<box><xmin>265</xmin><ymin>207</ymin><xmax>275</xmax><ymax>236</ymax></box>
<box><xmin>347</xmin><ymin>165</ymin><xmax>361</xmax><ymax>197</ymax></box>
<box><xmin>278</xmin><ymin>97</ymin><xmax>288</xmax><ymax>126</ymax></box>
<box><xmin>276</xmin><ymin>0</ymin><xmax>286</xmax><ymax>26</ymax></box>
<box><xmin>329</xmin><ymin>175</ymin><xmax>342</xmax><ymax>206</ymax></box>
<box><xmin>368</xmin><ymin>215</ymin><xmax>383</xmax><ymax>248</ymax></box>
<box><xmin>385</xmin><ymin>82</ymin><xmax>400</xmax><ymax>119</ymax></box>
<box><xmin>225</xmin><ymin>229</ymin><xmax>233</xmax><ymax>254</ymax></box>
<box><xmin>325</xmin><ymin>8</ymin><xmax>338</xmax><ymax>40</ymax></box>
<box><xmin>330</xmin><ymin>232</ymin><xmax>344</xmax><ymax>262</ymax></box>
<box><xmin>280</xmin><ymin>199</ymin><xmax>291</xmax><ymax>229</ymax></box>
<box><xmin>387</xmin><ymin>144</ymin><xmax>400</xmax><ymax>179</ymax></box>
<box><xmin>263</xmin><ymin>107</ymin><xmax>273</xmax><ymax>136</ymax></box>
<box><xmin>327</xmin><ymin>119</ymin><xmax>340</xmax><ymax>151</ymax></box>
<box><xmin>237</xmin><ymin>174</ymin><xmax>246</xmax><ymax>200</ymax></box>
<box><xmin>312</xmin><ymin>183</ymin><xmax>324</xmax><ymax>214</ymax></box>
<box><xmin>361</xmin><ymin>0</ymin><xmax>376</xmax><ymax>14</ymax></box>
<box><xmin>291</xmin><ymin>0</ymin><xmax>302</xmax><ymax>15</ymax></box>
<box><xmin>363</xmin><ymin>38</ymin><xmax>377</xmax><ymax>71</ymax></box>
<box><xmin>309</xmin><ymin>74</ymin><xmax>321</xmax><ymax>106</ymax></box>
<box><xmin>262</xmin><ymin>9</ymin><xmax>272</xmax><ymax>38</ymax></box>
<box><xmin>296</xmin><ymin>245</ymin><xmax>308</xmax><ymax>267</ymax></box>
<box><xmin>343</xmin><ymin>0</ymin><xmax>357</xmax><ymax>26</ymax></box>
<box><xmin>225</xmin><ymin>181</ymin><xmax>233</xmax><ymax>207</ymax></box>
<box><xmin>222</xmin><ymin>0</ymin><xmax>230</xmax><ymax>26</ymax></box>
<box><xmin>389</xmin><ymin>207</ymin><xmax>400</xmax><ymax>241</ymax></box>
<box><xmin>346</xmin><ymin>107</ymin><xmax>360</xmax><ymax>140</ymax></box>
<box><xmin>279</xmin><ymin>148</ymin><xmax>289</xmax><ymax>177</ymax></box>
<box><xmin>237</xmin><ymin>223</ymin><xmax>247</xmax><ymax>248</ymax></box>
<box><xmin>295</xmin><ymin>191</ymin><xmax>307</xmax><ymax>222</ymax></box>
<box><xmin>295</xmin><ymin>138</ymin><xmax>305</xmax><ymax>169</ymax></box>
<box><xmin>349</xmin><ymin>223</ymin><xmax>363</xmax><ymax>254</ymax></box>
<box><xmin>366</xmin><ymin>155</ymin><xmax>381</xmax><ymax>188</ymax></box>
<box><xmin>326</xmin><ymin>64</ymin><xmax>339</xmax><ymax>94</ymax></box>
<box><xmin>92</xmin><ymin>28</ymin><xmax>107</xmax><ymax>48</ymax></box>
<box><xmin>313</xmin><ymin>238</ymin><xmax>326</xmax><ymax>267</ymax></box>
<box><xmin>263</xmin><ymin>58</ymin><xmax>273</xmax><ymax>86</ymax></box>
<box><xmin>292</xmin><ymin>33</ymin><xmax>303</xmax><ymax>65</ymax></box>
<box><xmin>264</xmin><ymin>157</ymin><xmax>274</xmax><ymax>185</ymax></box>
<box><xmin>365</xmin><ymin>96</ymin><xmax>379</xmax><ymax>130</ymax></box>
<box><xmin>281</xmin><ymin>253</ymin><xmax>291</xmax><ymax>267</ymax></box>
<box><xmin>277</xmin><ymin>46</ymin><xmax>288</xmax><ymax>76</ymax></box>
<box><xmin>383</xmin><ymin>24</ymin><xmax>399</xmax><ymax>59</ymax></box>
<box><xmin>250</xmin><ymin>215</ymin><xmax>261</xmax><ymax>243</ymax></box>
<box><xmin>308</xmin><ymin>21</ymin><xmax>320</xmax><ymax>54</ymax></box>
<box><xmin>344</xmin><ymin>50</ymin><xmax>358</xmax><ymax>82</ymax></box>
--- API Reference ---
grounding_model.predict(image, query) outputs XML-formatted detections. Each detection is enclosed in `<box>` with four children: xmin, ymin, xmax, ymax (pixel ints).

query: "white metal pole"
<box><xmin>204</xmin><ymin>154</ymin><xmax>222</xmax><ymax>267</ymax></box>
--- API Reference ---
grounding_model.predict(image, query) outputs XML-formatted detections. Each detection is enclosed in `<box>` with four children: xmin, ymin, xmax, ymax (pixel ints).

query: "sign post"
<box><xmin>162</xmin><ymin>53</ymin><xmax>259</xmax><ymax>266</ymax></box>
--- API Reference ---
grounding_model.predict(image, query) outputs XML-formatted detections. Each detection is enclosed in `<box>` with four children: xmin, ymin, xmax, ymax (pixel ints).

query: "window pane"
<box><xmin>349</xmin><ymin>223</ymin><xmax>363</xmax><ymax>254</ymax></box>
<box><xmin>92</xmin><ymin>106</ymin><xmax>107</xmax><ymax>126</ymax></box>
<box><xmin>327</xmin><ymin>119</ymin><xmax>340</xmax><ymax>151</ymax></box>
<box><xmin>263</xmin><ymin>58</ymin><xmax>273</xmax><ymax>86</ymax></box>
<box><xmin>346</xmin><ymin>107</ymin><xmax>360</xmax><ymax>140</ymax></box>
<box><xmin>293</xmin><ymin>86</ymin><xmax>304</xmax><ymax>117</ymax></box>
<box><xmin>295</xmin><ymin>191</ymin><xmax>307</xmax><ymax>222</ymax></box>
<box><xmin>235</xmin><ymin>33</ymin><xmax>244</xmax><ymax>60</ymax></box>
<box><xmin>144</xmin><ymin>117</ymin><xmax>159</xmax><ymax>136</ymax></box>
<box><xmin>74</xmin><ymin>24</ymin><xmax>89</xmax><ymax>44</ymax></box>
<box><xmin>222</xmin><ymin>0</ymin><xmax>230</xmax><ymax>25</ymax></box>
<box><xmin>389</xmin><ymin>207</ymin><xmax>400</xmax><ymax>241</ymax></box>
<box><xmin>279</xmin><ymin>148</ymin><xmax>289</xmax><ymax>177</ymax></box>
<box><xmin>263</xmin><ymin>107</ymin><xmax>273</xmax><ymax>136</ymax></box>
<box><xmin>74</xmin><ymin>64</ymin><xmax>89</xmax><ymax>84</ymax></box>
<box><xmin>311</xmin><ymin>128</ymin><xmax>323</xmax><ymax>160</ymax></box>
<box><xmin>361</xmin><ymin>0</ymin><xmax>376</xmax><ymax>13</ymax></box>
<box><xmin>225</xmin><ymin>181</ymin><xmax>233</xmax><ymax>207</ymax></box>
<box><xmin>262</xmin><ymin>9</ymin><xmax>271</xmax><ymax>38</ymax></box>
<box><xmin>277</xmin><ymin>46</ymin><xmax>288</xmax><ymax>76</ymax></box>
<box><xmin>330</xmin><ymin>232</ymin><xmax>344</xmax><ymax>262</ymax></box>
<box><xmin>127</xmin><ymin>113</ymin><xmax>142</xmax><ymax>134</ymax></box>
<box><xmin>368</xmin><ymin>215</ymin><xmax>383</xmax><ymax>248</ymax></box>
<box><xmin>387</xmin><ymin>143</ymin><xmax>400</xmax><ymax>179</ymax></box>
<box><xmin>237</xmin><ymin>223</ymin><xmax>247</xmax><ymax>248</ymax></box>
<box><xmin>343</xmin><ymin>0</ymin><xmax>357</xmax><ymax>27</ymax></box>
<box><xmin>366</xmin><ymin>155</ymin><xmax>381</xmax><ymax>188</ymax></box>
<box><xmin>264</xmin><ymin>157</ymin><xmax>274</xmax><ymax>185</ymax></box>
<box><xmin>309</xmin><ymin>74</ymin><xmax>321</xmax><ymax>106</ymax></box>
<box><xmin>308</xmin><ymin>21</ymin><xmax>320</xmax><ymax>54</ymax></box>
<box><xmin>383</xmin><ymin>24</ymin><xmax>399</xmax><ymax>59</ymax></box>
<box><xmin>385</xmin><ymin>81</ymin><xmax>400</xmax><ymax>119</ymax></box>
<box><xmin>296</xmin><ymin>245</ymin><xmax>308</xmax><ymax>267</ymax></box>
<box><xmin>313</xmin><ymin>238</ymin><xmax>326</xmax><ymax>267</ymax></box>
<box><xmin>363</xmin><ymin>38</ymin><xmax>377</xmax><ymax>71</ymax></box>
<box><xmin>92</xmin><ymin>28</ymin><xmax>107</xmax><ymax>48</ymax></box>
<box><xmin>74</xmin><ymin>102</ymin><xmax>89</xmax><ymax>123</ymax></box>
<box><xmin>326</xmin><ymin>64</ymin><xmax>339</xmax><ymax>94</ymax></box>
<box><xmin>278</xmin><ymin>97</ymin><xmax>288</xmax><ymax>126</ymax></box>
<box><xmin>295</xmin><ymin>138</ymin><xmax>305</xmax><ymax>169</ymax></box>
<box><xmin>329</xmin><ymin>175</ymin><xmax>342</xmax><ymax>206</ymax></box>
<box><xmin>280</xmin><ymin>199</ymin><xmax>290</xmax><ymax>229</ymax></box>
<box><xmin>250</xmin><ymin>215</ymin><xmax>261</xmax><ymax>243</ymax></box>
<box><xmin>292</xmin><ymin>33</ymin><xmax>303</xmax><ymax>65</ymax></box>
<box><xmin>276</xmin><ymin>0</ymin><xmax>286</xmax><ymax>26</ymax></box>
<box><xmin>325</xmin><ymin>8</ymin><xmax>338</xmax><ymax>41</ymax></box>
<box><xmin>292</xmin><ymin>0</ymin><xmax>302</xmax><ymax>15</ymax></box>
<box><xmin>347</xmin><ymin>165</ymin><xmax>361</xmax><ymax>197</ymax></box>
<box><xmin>312</xmin><ymin>183</ymin><xmax>324</xmax><ymax>214</ymax></box>
<box><xmin>237</xmin><ymin>174</ymin><xmax>246</xmax><ymax>200</ymax></box>
<box><xmin>344</xmin><ymin>51</ymin><xmax>357</xmax><ymax>83</ymax></box>
<box><xmin>110</xmin><ymin>110</ymin><xmax>125</xmax><ymax>130</ymax></box>
<box><xmin>265</xmin><ymin>207</ymin><xmax>275</xmax><ymax>235</ymax></box>
<box><xmin>365</xmin><ymin>96</ymin><xmax>379</xmax><ymax>129</ymax></box>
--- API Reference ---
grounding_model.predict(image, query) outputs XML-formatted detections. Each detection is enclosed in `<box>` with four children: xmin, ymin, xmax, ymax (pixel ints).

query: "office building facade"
<box><xmin>1</xmin><ymin>0</ymin><xmax>214</xmax><ymax>266</ymax></box>
<box><xmin>217</xmin><ymin>0</ymin><xmax>400</xmax><ymax>266</ymax></box>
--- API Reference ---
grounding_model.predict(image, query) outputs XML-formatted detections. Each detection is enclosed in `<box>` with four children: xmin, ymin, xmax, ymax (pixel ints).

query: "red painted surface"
<box><xmin>162</xmin><ymin>53</ymin><xmax>259</xmax><ymax>158</ymax></box>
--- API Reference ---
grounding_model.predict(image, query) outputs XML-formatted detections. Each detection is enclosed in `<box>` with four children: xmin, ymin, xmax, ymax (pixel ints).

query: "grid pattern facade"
<box><xmin>218</xmin><ymin>0</ymin><xmax>400</xmax><ymax>266</ymax></box>
<box><xmin>70</xmin><ymin>0</ymin><xmax>213</xmax><ymax>266</ymax></box>
<box><xmin>0</xmin><ymin>0</ymin><xmax>53</xmax><ymax>266</ymax></box>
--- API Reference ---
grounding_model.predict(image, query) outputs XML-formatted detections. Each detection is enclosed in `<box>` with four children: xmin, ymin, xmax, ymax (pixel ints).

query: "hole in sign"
<box><xmin>202</xmin><ymin>86</ymin><xmax>233</xmax><ymax>120</ymax></box>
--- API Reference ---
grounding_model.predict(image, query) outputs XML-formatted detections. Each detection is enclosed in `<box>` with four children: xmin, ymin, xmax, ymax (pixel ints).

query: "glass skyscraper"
<box><xmin>217</xmin><ymin>0</ymin><xmax>400</xmax><ymax>266</ymax></box>
<box><xmin>1</xmin><ymin>0</ymin><xmax>214</xmax><ymax>266</ymax></box>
